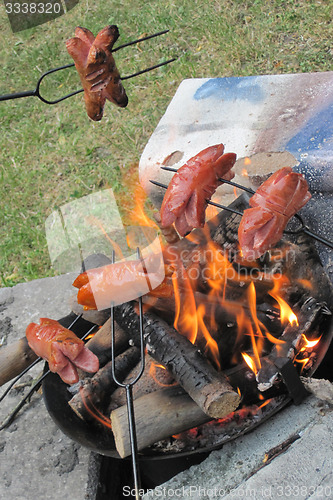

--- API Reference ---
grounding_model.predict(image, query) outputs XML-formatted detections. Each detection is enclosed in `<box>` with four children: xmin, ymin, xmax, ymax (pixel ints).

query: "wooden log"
<box><xmin>257</xmin><ymin>297</ymin><xmax>331</xmax><ymax>391</ymax></box>
<box><xmin>85</xmin><ymin>318</ymin><xmax>129</xmax><ymax>367</ymax></box>
<box><xmin>114</xmin><ymin>302</ymin><xmax>241</xmax><ymax>419</ymax></box>
<box><xmin>0</xmin><ymin>337</ymin><xmax>38</xmax><ymax>387</ymax></box>
<box><xmin>111</xmin><ymin>360</ymin><xmax>268</xmax><ymax>458</ymax></box>
<box><xmin>111</xmin><ymin>386</ymin><xmax>211</xmax><ymax>458</ymax></box>
<box><xmin>108</xmin><ymin>353</ymin><xmax>176</xmax><ymax>411</ymax></box>
<box><xmin>69</xmin><ymin>346</ymin><xmax>140</xmax><ymax>421</ymax></box>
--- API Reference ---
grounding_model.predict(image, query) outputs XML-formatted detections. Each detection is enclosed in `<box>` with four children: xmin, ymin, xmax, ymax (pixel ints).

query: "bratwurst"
<box><xmin>238</xmin><ymin>167</ymin><xmax>311</xmax><ymax>259</ymax></box>
<box><xmin>26</xmin><ymin>318</ymin><xmax>99</xmax><ymax>384</ymax></box>
<box><xmin>66</xmin><ymin>25</ymin><xmax>128</xmax><ymax>121</ymax></box>
<box><xmin>160</xmin><ymin>144</ymin><xmax>236</xmax><ymax>236</ymax></box>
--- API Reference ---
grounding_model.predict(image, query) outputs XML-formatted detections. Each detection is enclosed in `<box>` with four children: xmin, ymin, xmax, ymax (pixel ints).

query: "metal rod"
<box><xmin>0</xmin><ymin>89</ymin><xmax>36</xmax><ymax>102</ymax></box>
<box><xmin>155</xmin><ymin>172</ymin><xmax>333</xmax><ymax>248</ymax></box>
<box><xmin>160</xmin><ymin>165</ymin><xmax>255</xmax><ymax>195</ymax></box>
<box><xmin>149</xmin><ymin>179</ymin><xmax>243</xmax><ymax>217</ymax></box>
<box><xmin>121</xmin><ymin>58</ymin><xmax>177</xmax><ymax>81</ymax></box>
<box><xmin>110</xmin><ymin>248</ymin><xmax>146</xmax><ymax>500</ymax></box>
<box><xmin>113</xmin><ymin>29</ymin><xmax>170</xmax><ymax>52</ymax></box>
<box><xmin>0</xmin><ymin>30</ymin><xmax>174</xmax><ymax>104</ymax></box>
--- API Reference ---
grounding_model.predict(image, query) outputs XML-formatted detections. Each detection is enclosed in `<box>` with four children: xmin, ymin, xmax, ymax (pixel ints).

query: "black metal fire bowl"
<box><xmin>42</xmin><ymin>197</ymin><xmax>333</xmax><ymax>460</ymax></box>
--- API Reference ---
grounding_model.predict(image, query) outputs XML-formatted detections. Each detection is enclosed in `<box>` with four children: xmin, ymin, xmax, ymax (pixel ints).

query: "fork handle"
<box><xmin>0</xmin><ymin>90</ymin><xmax>36</xmax><ymax>101</ymax></box>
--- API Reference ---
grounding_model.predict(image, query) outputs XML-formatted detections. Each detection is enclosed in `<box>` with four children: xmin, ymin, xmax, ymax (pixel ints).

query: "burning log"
<box><xmin>111</xmin><ymin>385</ymin><xmax>211</xmax><ymax>458</ymax></box>
<box><xmin>114</xmin><ymin>301</ymin><xmax>241</xmax><ymax>419</ymax></box>
<box><xmin>256</xmin><ymin>297</ymin><xmax>331</xmax><ymax>392</ymax></box>
<box><xmin>69</xmin><ymin>346</ymin><xmax>140</xmax><ymax>421</ymax></box>
<box><xmin>110</xmin><ymin>361</ymin><xmax>265</xmax><ymax>458</ymax></box>
<box><xmin>108</xmin><ymin>354</ymin><xmax>175</xmax><ymax>411</ymax></box>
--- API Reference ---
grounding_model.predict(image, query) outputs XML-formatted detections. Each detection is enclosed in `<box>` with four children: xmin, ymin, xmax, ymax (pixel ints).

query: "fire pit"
<box><xmin>41</xmin><ymin>190</ymin><xmax>333</xmax><ymax>460</ymax></box>
<box><xmin>1</xmin><ymin>72</ymin><xmax>333</xmax><ymax>500</ymax></box>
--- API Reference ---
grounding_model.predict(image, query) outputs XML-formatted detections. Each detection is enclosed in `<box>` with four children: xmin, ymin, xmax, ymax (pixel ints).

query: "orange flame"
<box><xmin>269</xmin><ymin>276</ymin><xmax>298</xmax><ymax>326</ymax></box>
<box><xmin>300</xmin><ymin>333</ymin><xmax>321</xmax><ymax>351</ymax></box>
<box><xmin>172</xmin><ymin>262</ymin><xmax>198</xmax><ymax>345</ymax></box>
<box><xmin>242</xmin><ymin>352</ymin><xmax>258</xmax><ymax>375</ymax></box>
<box><xmin>79</xmin><ymin>387</ymin><xmax>112</xmax><ymax>428</ymax></box>
<box><xmin>149</xmin><ymin>362</ymin><xmax>177</xmax><ymax>387</ymax></box>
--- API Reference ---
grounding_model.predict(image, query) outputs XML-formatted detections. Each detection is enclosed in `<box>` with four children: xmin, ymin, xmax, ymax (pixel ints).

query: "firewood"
<box><xmin>111</xmin><ymin>386</ymin><xmax>211</xmax><ymax>458</ymax></box>
<box><xmin>114</xmin><ymin>302</ymin><xmax>241</xmax><ymax>419</ymax></box>
<box><xmin>111</xmin><ymin>361</ymin><xmax>272</xmax><ymax>458</ymax></box>
<box><xmin>69</xmin><ymin>346</ymin><xmax>140</xmax><ymax>421</ymax></box>
<box><xmin>257</xmin><ymin>297</ymin><xmax>331</xmax><ymax>391</ymax></box>
<box><xmin>85</xmin><ymin>318</ymin><xmax>129</xmax><ymax>367</ymax></box>
<box><xmin>108</xmin><ymin>353</ymin><xmax>176</xmax><ymax>411</ymax></box>
<box><xmin>0</xmin><ymin>337</ymin><xmax>38</xmax><ymax>387</ymax></box>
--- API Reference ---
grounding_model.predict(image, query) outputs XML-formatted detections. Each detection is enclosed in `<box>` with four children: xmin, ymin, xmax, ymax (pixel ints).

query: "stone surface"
<box><xmin>0</xmin><ymin>274</ymin><xmax>92</xmax><ymax>500</ymax></box>
<box><xmin>143</xmin><ymin>388</ymin><xmax>333</xmax><ymax>499</ymax></box>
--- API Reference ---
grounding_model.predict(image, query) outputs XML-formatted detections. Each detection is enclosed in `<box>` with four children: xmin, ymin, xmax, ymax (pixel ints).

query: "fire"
<box><xmin>149</xmin><ymin>362</ymin><xmax>177</xmax><ymax>387</ymax></box>
<box><xmin>242</xmin><ymin>352</ymin><xmax>258</xmax><ymax>375</ymax></box>
<box><xmin>269</xmin><ymin>276</ymin><xmax>298</xmax><ymax>326</ymax></box>
<box><xmin>272</xmin><ymin>294</ymin><xmax>298</xmax><ymax>326</ymax></box>
<box><xmin>300</xmin><ymin>334</ymin><xmax>321</xmax><ymax>350</ymax></box>
<box><xmin>247</xmin><ymin>282</ymin><xmax>264</xmax><ymax>362</ymax></box>
<box><xmin>79</xmin><ymin>387</ymin><xmax>112</xmax><ymax>429</ymax></box>
<box><xmin>172</xmin><ymin>261</ymin><xmax>198</xmax><ymax>345</ymax></box>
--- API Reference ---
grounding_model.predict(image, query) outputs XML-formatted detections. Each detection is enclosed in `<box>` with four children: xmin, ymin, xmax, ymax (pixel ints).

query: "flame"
<box><xmin>273</xmin><ymin>294</ymin><xmax>298</xmax><ymax>326</ymax></box>
<box><xmin>300</xmin><ymin>333</ymin><xmax>321</xmax><ymax>351</ymax></box>
<box><xmin>79</xmin><ymin>387</ymin><xmax>112</xmax><ymax>429</ymax></box>
<box><xmin>244</xmin><ymin>157</ymin><xmax>251</xmax><ymax>166</ymax></box>
<box><xmin>84</xmin><ymin>332</ymin><xmax>96</xmax><ymax>341</ymax></box>
<box><xmin>269</xmin><ymin>276</ymin><xmax>298</xmax><ymax>326</ymax></box>
<box><xmin>242</xmin><ymin>352</ymin><xmax>258</xmax><ymax>375</ymax></box>
<box><xmin>149</xmin><ymin>362</ymin><xmax>177</xmax><ymax>387</ymax></box>
<box><xmin>247</xmin><ymin>282</ymin><xmax>264</xmax><ymax>362</ymax></box>
<box><xmin>295</xmin><ymin>356</ymin><xmax>310</xmax><ymax>372</ymax></box>
<box><xmin>172</xmin><ymin>261</ymin><xmax>198</xmax><ymax>345</ymax></box>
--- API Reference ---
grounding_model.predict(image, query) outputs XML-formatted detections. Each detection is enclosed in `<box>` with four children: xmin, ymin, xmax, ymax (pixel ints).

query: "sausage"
<box><xmin>66</xmin><ymin>25</ymin><xmax>128</xmax><ymax>121</ymax></box>
<box><xmin>160</xmin><ymin>144</ymin><xmax>236</xmax><ymax>236</ymax></box>
<box><xmin>73</xmin><ymin>256</ymin><xmax>172</xmax><ymax>310</ymax></box>
<box><xmin>238</xmin><ymin>167</ymin><xmax>311</xmax><ymax>259</ymax></box>
<box><xmin>26</xmin><ymin>318</ymin><xmax>99</xmax><ymax>384</ymax></box>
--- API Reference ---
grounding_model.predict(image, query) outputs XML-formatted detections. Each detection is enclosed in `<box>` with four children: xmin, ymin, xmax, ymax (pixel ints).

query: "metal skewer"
<box><xmin>149</xmin><ymin>179</ymin><xmax>243</xmax><ymax>217</ymax></box>
<box><xmin>157</xmin><ymin>167</ymin><xmax>333</xmax><ymax>249</ymax></box>
<box><xmin>0</xmin><ymin>30</ymin><xmax>176</xmax><ymax>104</ymax></box>
<box><xmin>110</xmin><ymin>248</ymin><xmax>145</xmax><ymax>500</ymax></box>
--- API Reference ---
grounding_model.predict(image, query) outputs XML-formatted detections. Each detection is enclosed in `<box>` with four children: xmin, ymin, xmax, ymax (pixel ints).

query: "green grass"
<box><xmin>0</xmin><ymin>0</ymin><xmax>332</xmax><ymax>286</ymax></box>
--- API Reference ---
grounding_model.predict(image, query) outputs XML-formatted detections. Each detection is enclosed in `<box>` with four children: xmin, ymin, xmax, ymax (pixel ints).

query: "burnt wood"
<box><xmin>108</xmin><ymin>353</ymin><xmax>175</xmax><ymax>412</ymax></box>
<box><xmin>85</xmin><ymin>318</ymin><xmax>129</xmax><ymax>367</ymax></box>
<box><xmin>0</xmin><ymin>337</ymin><xmax>38</xmax><ymax>387</ymax></box>
<box><xmin>113</xmin><ymin>302</ymin><xmax>241</xmax><ymax>418</ymax></box>
<box><xmin>69</xmin><ymin>346</ymin><xmax>141</xmax><ymax>421</ymax></box>
<box><xmin>257</xmin><ymin>297</ymin><xmax>331</xmax><ymax>392</ymax></box>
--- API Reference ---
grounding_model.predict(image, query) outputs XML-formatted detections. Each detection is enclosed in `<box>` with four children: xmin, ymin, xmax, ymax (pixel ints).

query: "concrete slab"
<box><xmin>143</xmin><ymin>387</ymin><xmax>333</xmax><ymax>499</ymax></box>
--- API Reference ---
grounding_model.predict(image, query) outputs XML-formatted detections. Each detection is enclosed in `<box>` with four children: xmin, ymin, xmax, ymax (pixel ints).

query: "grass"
<box><xmin>0</xmin><ymin>0</ymin><xmax>332</xmax><ymax>286</ymax></box>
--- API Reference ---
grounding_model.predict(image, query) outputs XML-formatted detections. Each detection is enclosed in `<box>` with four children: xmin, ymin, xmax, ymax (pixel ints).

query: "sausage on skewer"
<box><xmin>238</xmin><ymin>167</ymin><xmax>311</xmax><ymax>259</ymax></box>
<box><xmin>66</xmin><ymin>25</ymin><xmax>128</xmax><ymax>121</ymax></box>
